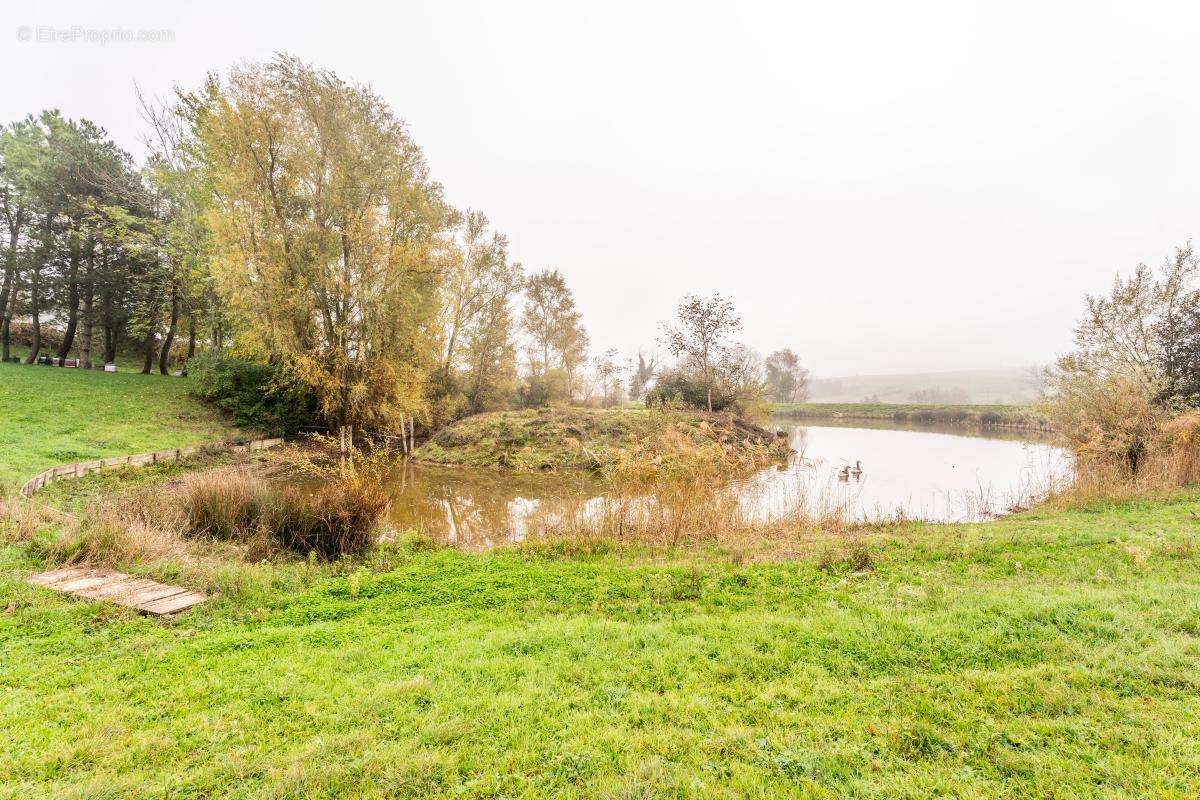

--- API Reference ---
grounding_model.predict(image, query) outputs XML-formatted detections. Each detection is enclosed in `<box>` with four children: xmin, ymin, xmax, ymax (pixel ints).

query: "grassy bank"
<box><xmin>0</xmin><ymin>362</ymin><xmax>239</xmax><ymax>489</ymax></box>
<box><xmin>774</xmin><ymin>402</ymin><xmax>1049</xmax><ymax>430</ymax></box>
<box><xmin>2</xmin><ymin>493</ymin><xmax>1199</xmax><ymax>797</ymax></box>
<box><xmin>416</xmin><ymin>407</ymin><xmax>789</xmax><ymax>473</ymax></box>
<box><xmin>5</xmin><ymin>368</ymin><xmax>1200</xmax><ymax>797</ymax></box>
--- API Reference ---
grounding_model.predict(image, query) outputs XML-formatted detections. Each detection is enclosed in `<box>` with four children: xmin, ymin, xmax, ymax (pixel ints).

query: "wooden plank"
<box><xmin>125</xmin><ymin>584</ymin><xmax>191</xmax><ymax>605</ymax></box>
<box><xmin>29</xmin><ymin>567</ymin><xmax>89</xmax><ymax>586</ymax></box>
<box><xmin>76</xmin><ymin>577</ymin><xmax>160</xmax><ymax>602</ymax></box>
<box><xmin>28</xmin><ymin>568</ymin><xmax>206</xmax><ymax>616</ymax></box>
<box><xmin>137</xmin><ymin>592</ymin><xmax>207</xmax><ymax>616</ymax></box>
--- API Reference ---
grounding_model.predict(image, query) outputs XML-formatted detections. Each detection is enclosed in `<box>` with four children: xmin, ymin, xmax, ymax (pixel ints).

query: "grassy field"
<box><xmin>0</xmin><ymin>361</ymin><xmax>238</xmax><ymax>488</ymax></box>
<box><xmin>3</xmin><ymin>372</ymin><xmax>1200</xmax><ymax>797</ymax></box>
<box><xmin>2</xmin><ymin>495</ymin><xmax>1200</xmax><ymax>797</ymax></box>
<box><xmin>774</xmin><ymin>402</ymin><xmax>1049</xmax><ymax>430</ymax></box>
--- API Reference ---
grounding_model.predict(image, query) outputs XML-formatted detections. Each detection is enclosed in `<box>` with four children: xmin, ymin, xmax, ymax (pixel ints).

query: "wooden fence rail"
<box><xmin>18</xmin><ymin>438</ymin><xmax>284</xmax><ymax>498</ymax></box>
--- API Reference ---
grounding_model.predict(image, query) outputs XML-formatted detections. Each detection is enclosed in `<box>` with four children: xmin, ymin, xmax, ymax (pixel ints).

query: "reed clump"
<box><xmin>178</xmin><ymin>452</ymin><xmax>391</xmax><ymax>559</ymax></box>
<box><xmin>266</xmin><ymin>474</ymin><xmax>390</xmax><ymax>559</ymax></box>
<box><xmin>184</xmin><ymin>469</ymin><xmax>268</xmax><ymax>540</ymax></box>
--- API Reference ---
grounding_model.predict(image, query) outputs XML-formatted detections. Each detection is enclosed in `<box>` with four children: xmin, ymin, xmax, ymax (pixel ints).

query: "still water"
<box><xmin>383</xmin><ymin>418</ymin><xmax>1070</xmax><ymax>549</ymax></box>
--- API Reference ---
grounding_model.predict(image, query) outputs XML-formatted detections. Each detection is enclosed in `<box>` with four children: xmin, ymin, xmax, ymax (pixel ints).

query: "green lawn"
<box><xmin>0</xmin><ymin>361</ymin><xmax>237</xmax><ymax>488</ymax></box>
<box><xmin>2</xmin><ymin>374</ymin><xmax>1199</xmax><ymax>797</ymax></box>
<box><xmin>2</xmin><ymin>495</ymin><xmax>1200</xmax><ymax>797</ymax></box>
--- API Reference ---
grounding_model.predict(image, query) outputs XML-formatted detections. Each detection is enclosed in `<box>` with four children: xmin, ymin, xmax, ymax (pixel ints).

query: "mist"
<box><xmin>5</xmin><ymin>0</ymin><xmax>1198</xmax><ymax>377</ymax></box>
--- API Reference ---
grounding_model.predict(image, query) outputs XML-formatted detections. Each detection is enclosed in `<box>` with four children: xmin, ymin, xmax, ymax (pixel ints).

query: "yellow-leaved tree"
<box><xmin>184</xmin><ymin>55</ymin><xmax>452</xmax><ymax>436</ymax></box>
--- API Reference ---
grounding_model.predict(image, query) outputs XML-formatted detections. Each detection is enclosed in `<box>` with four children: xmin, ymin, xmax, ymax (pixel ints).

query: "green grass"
<box><xmin>3</xmin><ymin>370</ymin><xmax>1200</xmax><ymax>796</ymax></box>
<box><xmin>417</xmin><ymin>407</ymin><xmax>787</xmax><ymax>472</ymax></box>
<box><xmin>0</xmin><ymin>361</ymin><xmax>238</xmax><ymax>488</ymax></box>
<box><xmin>2</xmin><ymin>495</ymin><xmax>1200</xmax><ymax>797</ymax></box>
<box><xmin>774</xmin><ymin>402</ymin><xmax>1049</xmax><ymax>429</ymax></box>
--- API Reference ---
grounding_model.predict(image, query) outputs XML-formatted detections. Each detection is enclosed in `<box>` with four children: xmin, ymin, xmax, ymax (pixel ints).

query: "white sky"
<box><xmin>4</xmin><ymin>0</ymin><xmax>1199</xmax><ymax>377</ymax></box>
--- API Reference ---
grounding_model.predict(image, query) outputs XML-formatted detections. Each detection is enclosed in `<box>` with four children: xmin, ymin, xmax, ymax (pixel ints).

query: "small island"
<box><xmin>415</xmin><ymin>407</ymin><xmax>791</xmax><ymax>473</ymax></box>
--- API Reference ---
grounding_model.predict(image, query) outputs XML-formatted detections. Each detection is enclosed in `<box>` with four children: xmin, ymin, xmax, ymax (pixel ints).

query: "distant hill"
<box><xmin>808</xmin><ymin>368</ymin><xmax>1042</xmax><ymax>405</ymax></box>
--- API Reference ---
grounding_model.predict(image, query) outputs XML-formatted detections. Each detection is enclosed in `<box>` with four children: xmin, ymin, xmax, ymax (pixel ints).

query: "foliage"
<box><xmin>659</xmin><ymin>292</ymin><xmax>741</xmax><ymax>412</ymax></box>
<box><xmin>1053</xmin><ymin>242</ymin><xmax>1200</xmax><ymax>406</ymax></box>
<box><xmin>1045</xmin><ymin>242</ymin><xmax>1200</xmax><ymax>476</ymax></box>
<box><xmin>522</xmin><ymin>269</ymin><xmax>589</xmax><ymax>402</ymax></box>
<box><xmin>181</xmin><ymin>449</ymin><xmax>391</xmax><ymax>558</ymax></box>
<box><xmin>764</xmin><ymin>348</ymin><xmax>810</xmax><ymax>402</ymax></box>
<box><xmin>189</xmin><ymin>55</ymin><xmax>450</xmax><ymax>433</ymax></box>
<box><xmin>435</xmin><ymin>210</ymin><xmax>525</xmax><ymax>415</ymax></box>
<box><xmin>187</xmin><ymin>352</ymin><xmax>319</xmax><ymax>437</ymax></box>
<box><xmin>184</xmin><ymin>469</ymin><xmax>267</xmax><ymax>539</ymax></box>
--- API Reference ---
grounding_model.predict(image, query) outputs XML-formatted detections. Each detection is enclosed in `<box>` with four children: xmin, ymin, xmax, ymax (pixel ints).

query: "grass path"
<box><xmin>2</xmin><ymin>496</ymin><xmax>1200</xmax><ymax>797</ymax></box>
<box><xmin>0</xmin><ymin>362</ymin><xmax>237</xmax><ymax>488</ymax></box>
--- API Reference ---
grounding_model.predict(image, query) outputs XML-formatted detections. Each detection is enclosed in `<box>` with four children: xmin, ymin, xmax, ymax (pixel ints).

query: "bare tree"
<box><xmin>660</xmin><ymin>293</ymin><xmax>742</xmax><ymax>412</ymax></box>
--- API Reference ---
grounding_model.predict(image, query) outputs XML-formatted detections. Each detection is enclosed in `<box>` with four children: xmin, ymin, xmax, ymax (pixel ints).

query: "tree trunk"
<box><xmin>104</xmin><ymin>324</ymin><xmax>118</xmax><ymax>364</ymax></box>
<box><xmin>57</xmin><ymin>241</ymin><xmax>81</xmax><ymax>359</ymax></box>
<box><xmin>0</xmin><ymin>229</ymin><xmax>17</xmax><ymax>362</ymax></box>
<box><xmin>141</xmin><ymin>331</ymin><xmax>156</xmax><ymax>374</ymax></box>
<box><xmin>0</xmin><ymin>285</ymin><xmax>15</xmax><ymax>362</ymax></box>
<box><xmin>24</xmin><ymin>264</ymin><xmax>41</xmax><ymax>364</ymax></box>
<box><xmin>180</xmin><ymin>316</ymin><xmax>196</xmax><ymax>376</ymax></box>
<box><xmin>159</xmin><ymin>286</ymin><xmax>179</xmax><ymax>375</ymax></box>
<box><xmin>79</xmin><ymin>242</ymin><xmax>95</xmax><ymax>369</ymax></box>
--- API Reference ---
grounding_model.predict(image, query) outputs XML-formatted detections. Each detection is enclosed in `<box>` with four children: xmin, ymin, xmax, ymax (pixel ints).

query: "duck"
<box><xmin>837</xmin><ymin>464</ymin><xmax>851</xmax><ymax>480</ymax></box>
<box><xmin>850</xmin><ymin>460</ymin><xmax>863</xmax><ymax>478</ymax></box>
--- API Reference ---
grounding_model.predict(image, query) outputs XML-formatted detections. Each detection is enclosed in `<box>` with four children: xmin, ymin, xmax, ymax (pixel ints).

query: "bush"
<box><xmin>183</xmin><ymin>471</ymin><xmax>268</xmax><ymax>539</ymax></box>
<box><xmin>1043</xmin><ymin>373</ymin><xmax>1157</xmax><ymax>476</ymax></box>
<box><xmin>1150</xmin><ymin>410</ymin><xmax>1200</xmax><ymax>485</ymax></box>
<box><xmin>188</xmin><ymin>353</ymin><xmax>320</xmax><ymax>437</ymax></box>
<box><xmin>180</xmin><ymin>451</ymin><xmax>391</xmax><ymax>559</ymax></box>
<box><xmin>265</xmin><ymin>474</ymin><xmax>390</xmax><ymax>559</ymax></box>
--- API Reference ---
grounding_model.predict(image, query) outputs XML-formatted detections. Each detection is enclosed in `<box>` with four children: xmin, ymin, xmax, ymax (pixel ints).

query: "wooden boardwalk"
<box><xmin>29</xmin><ymin>567</ymin><xmax>207</xmax><ymax>616</ymax></box>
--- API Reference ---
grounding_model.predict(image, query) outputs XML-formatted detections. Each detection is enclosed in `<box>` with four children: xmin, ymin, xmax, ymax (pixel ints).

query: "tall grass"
<box><xmin>179</xmin><ymin>454</ymin><xmax>391</xmax><ymax>559</ymax></box>
<box><xmin>184</xmin><ymin>469</ymin><xmax>267</xmax><ymax>539</ymax></box>
<box><xmin>267</xmin><ymin>475</ymin><xmax>390</xmax><ymax>559</ymax></box>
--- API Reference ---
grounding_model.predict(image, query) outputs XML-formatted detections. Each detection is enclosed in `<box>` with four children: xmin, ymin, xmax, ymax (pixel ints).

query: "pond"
<box><xmin>382</xmin><ymin>418</ymin><xmax>1070</xmax><ymax>549</ymax></box>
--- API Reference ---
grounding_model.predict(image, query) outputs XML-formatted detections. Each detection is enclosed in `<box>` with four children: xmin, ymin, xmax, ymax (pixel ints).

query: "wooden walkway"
<box><xmin>29</xmin><ymin>567</ymin><xmax>207</xmax><ymax>616</ymax></box>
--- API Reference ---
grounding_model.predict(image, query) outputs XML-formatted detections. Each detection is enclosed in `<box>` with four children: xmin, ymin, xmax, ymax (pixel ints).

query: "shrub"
<box><xmin>1150</xmin><ymin>410</ymin><xmax>1200</xmax><ymax>485</ymax></box>
<box><xmin>180</xmin><ymin>450</ymin><xmax>392</xmax><ymax>559</ymax></box>
<box><xmin>264</xmin><ymin>473</ymin><xmax>390</xmax><ymax>559</ymax></box>
<box><xmin>183</xmin><ymin>471</ymin><xmax>268</xmax><ymax>539</ymax></box>
<box><xmin>1042</xmin><ymin>373</ymin><xmax>1158</xmax><ymax>476</ymax></box>
<box><xmin>188</xmin><ymin>353</ymin><xmax>320</xmax><ymax>437</ymax></box>
<box><xmin>980</xmin><ymin>411</ymin><xmax>1003</xmax><ymax>426</ymax></box>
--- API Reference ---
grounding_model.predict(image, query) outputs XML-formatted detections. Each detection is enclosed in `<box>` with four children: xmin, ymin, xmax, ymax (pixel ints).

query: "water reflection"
<box><xmin>382</xmin><ymin>418</ymin><xmax>1070</xmax><ymax>549</ymax></box>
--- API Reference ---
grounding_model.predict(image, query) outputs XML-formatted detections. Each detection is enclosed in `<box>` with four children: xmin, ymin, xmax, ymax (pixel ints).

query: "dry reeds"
<box><xmin>179</xmin><ymin>450</ymin><xmax>391</xmax><ymax>559</ymax></box>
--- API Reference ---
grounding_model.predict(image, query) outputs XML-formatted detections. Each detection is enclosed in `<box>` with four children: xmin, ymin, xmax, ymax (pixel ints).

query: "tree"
<box><xmin>629</xmin><ymin>350</ymin><xmax>657</xmax><ymax>401</ymax></box>
<box><xmin>591</xmin><ymin>348</ymin><xmax>626</xmax><ymax>407</ymax></box>
<box><xmin>0</xmin><ymin>119</ymin><xmax>37</xmax><ymax>361</ymax></box>
<box><xmin>1053</xmin><ymin>242</ymin><xmax>1200</xmax><ymax>408</ymax></box>
<box><xmin>660</xmin><ymin>292</ymin><xmax>742</xmax><ymax>412</ymax></box>
<box><xmin>433</xmin><ymin>210</ymin><xmax>524</xmax><ymax>415</ymax></box>
<box><xmin>764</xmin><ymin>348</ymin><xmax>810</xmax><ymax>402</ymax></box>
<box><xmin>191</xmin><ymin>55</ymin><xmax>451</xmax><ymax>433</ymax></box>
<box><xmin>521</xmin><ymin>268</ymin><xmax>589</xmax><ymax>402</ymax></box>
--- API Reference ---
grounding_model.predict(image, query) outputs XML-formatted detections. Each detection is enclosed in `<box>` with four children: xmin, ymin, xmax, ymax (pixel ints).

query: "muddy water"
<box><xmin>382</xmin><ymin>418</ymin><xmax>1069</xmax><ymax>548</ymax></box>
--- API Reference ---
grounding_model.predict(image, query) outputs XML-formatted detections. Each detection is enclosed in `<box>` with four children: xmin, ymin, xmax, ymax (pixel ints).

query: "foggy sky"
<box><xmin>4</xmin><ymin>0</ymin><xmax>1198</xmax><ymax>377</ymax></box>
